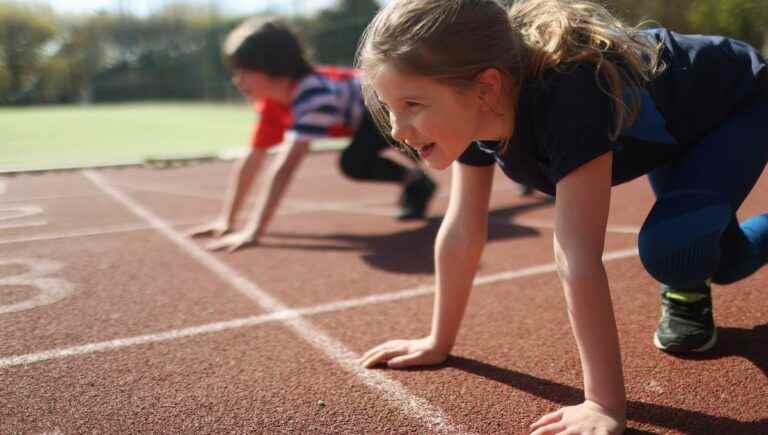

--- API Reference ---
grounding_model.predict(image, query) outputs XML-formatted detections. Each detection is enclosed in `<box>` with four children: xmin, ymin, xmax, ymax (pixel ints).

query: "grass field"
<box><xmin>0</xmin><ymin>102</ymin><xmax>257</xmax><ymax>172</ymax></box>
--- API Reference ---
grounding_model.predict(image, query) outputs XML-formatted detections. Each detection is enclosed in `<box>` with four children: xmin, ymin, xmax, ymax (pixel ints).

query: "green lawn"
<box><xmin>0</xmin><ymin>102</ymin><xmax>257</xmax><ymax>172</ymax></box>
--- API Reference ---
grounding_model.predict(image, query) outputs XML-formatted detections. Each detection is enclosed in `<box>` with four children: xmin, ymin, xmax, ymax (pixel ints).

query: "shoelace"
<box><xmin>662</xmin><ymin>293</ymin><xmax>712</xmax><ymax>322</ymax></box>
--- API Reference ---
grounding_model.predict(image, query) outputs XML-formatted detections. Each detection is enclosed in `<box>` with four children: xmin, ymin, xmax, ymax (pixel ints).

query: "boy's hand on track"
<box><xmin>205</xmin><ymin>231</ymin><xmax>257</xmax><ymax>252</ymax></box>
<box><xmin>187</xmin><ymin>220</ymin><xmax>231</xmax><ymax>238</ymax></box>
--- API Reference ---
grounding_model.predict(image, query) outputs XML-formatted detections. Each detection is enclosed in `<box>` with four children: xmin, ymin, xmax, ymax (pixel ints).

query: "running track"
<box><xmin>1</xmin><ymin>150</ymin><xmax>766</xmax><ymax>434</ymax></box>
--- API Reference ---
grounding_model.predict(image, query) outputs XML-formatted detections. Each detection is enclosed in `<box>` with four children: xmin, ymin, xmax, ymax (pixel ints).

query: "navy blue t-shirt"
<box><xmin>458</xmin><ymin>29</ymin><xmax>768</xmax><ymax>195</ymax></box>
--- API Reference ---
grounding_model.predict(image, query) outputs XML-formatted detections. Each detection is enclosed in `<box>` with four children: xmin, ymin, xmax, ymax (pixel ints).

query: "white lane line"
<box><xmin>0</xmin><ymin>313</ymin><xmax>289</xmax><ymax>368</ymax></box>
<box><xmin>2</xmin><ymin>193</ymin><xmax>103</xmax><ymax>203</ymax></box>
<box><xmin>0</xmin><ymin>247</ymin><xmax>639</xmax><ymax>369</ymax></box>
<box><xmin>492</xmin><ymin>217</ymin><xmax>641</xmax><ymax>235</ymax></box>
<box><xmin>0</xmin><ymin>219</ymin><xmax>206</xmax><ymax>245</ymax></box>
<box><xmin>0</xmin><ymin>219</ymin><xmax>48</xmax><ymax>230</ymax></box>
<box><xmin>0</xmin><ymin>203</ymin><xmax>387</xmax><ymax>245</ymax></box>
<box><xmin>0</xmin><ymin>205</ymin><xmax>47</xmax><ymax>229</ymax></box>
<box><xmin>0</xmin><ymin>206</ymin><xmax>636</xmax><ymax>248</ymax></box>
<box><xmin>82</xmin><ymin>170</ymin><xmax>465</xmax><ymax>435</ymax></box>
<box><xmin>106</xmin><ymin>181</ymin><xmax>223</xmax><ymax>200</ymax></box>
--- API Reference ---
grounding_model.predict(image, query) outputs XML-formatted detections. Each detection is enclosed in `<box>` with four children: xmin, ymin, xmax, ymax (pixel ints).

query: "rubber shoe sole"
<box><xmin>653</xmin><ymin>329</ymin><xmax>717</xmax><ymax>353</ymax></box>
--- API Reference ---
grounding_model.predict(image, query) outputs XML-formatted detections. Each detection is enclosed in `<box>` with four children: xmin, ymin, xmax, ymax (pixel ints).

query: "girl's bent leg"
<box><xmin>641</xmin><ymin>101</ymin><xmax>768</xmax><ymax>352</ymax></box>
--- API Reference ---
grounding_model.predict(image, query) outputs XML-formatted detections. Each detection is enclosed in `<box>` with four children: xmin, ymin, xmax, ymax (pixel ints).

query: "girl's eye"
<box><xmin>405</xmin><ymin>101</ymin><xmax>420</xmax><ymax>108</ymax></box>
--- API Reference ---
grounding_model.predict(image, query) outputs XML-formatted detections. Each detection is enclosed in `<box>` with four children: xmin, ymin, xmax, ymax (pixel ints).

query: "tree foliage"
<box><xmin>301</xmin><ymin>0</ymin><xmax>380</xmax><ymax>65</ymax></box>
<box><xmin>607</xmin><ymin>0</ymin><xmax>767</xmax><ymax>49</ymax></box>
<box><xmin>0</xmin><ymin>2</ymin><xmax>56</xmax><ymax>102</ymax></box>
<box><xmin>1</xmin><ymin>0</ymin><xmax>766</xmax><ymax>105</ymax></box>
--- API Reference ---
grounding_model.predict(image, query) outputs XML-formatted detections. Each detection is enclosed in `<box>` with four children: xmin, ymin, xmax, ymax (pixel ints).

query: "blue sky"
<box><xmin>42</xmin><ymin>0</ymin><xmax>342</xmax><ymax>17</ymax></box>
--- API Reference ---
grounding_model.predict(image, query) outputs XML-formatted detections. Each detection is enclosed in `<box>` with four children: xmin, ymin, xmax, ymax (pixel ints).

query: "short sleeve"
<box><xmin>457</xmin><ymin>141</ymin><xmax>495</xmax><ymax>166</ymax></box>
<box><xmin>542</xmin><ymin>65</ymin><xmax>616</xmax><ymax>184</ymax></box>
<box><xmin>291</xmin><ymin>84</ymin><xmax>345</xmax><ymax>141</ymax></box>
<box><xmin>251</xmin><ymin>99</ymin><xmax>291</xmax><ymax>150</ymax></box>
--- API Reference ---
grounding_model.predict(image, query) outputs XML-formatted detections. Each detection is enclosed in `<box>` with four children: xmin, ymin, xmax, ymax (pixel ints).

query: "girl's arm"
<box><xmin>531</xmin><ymin>151</ymin><xmax>626</xmax><ymax>434</ymax></box>
<box><xmin>431</xmin><ymin>161</ymin><xmax>494</xmax><ymax>352</ymax></box>
<box><xmin>187</xmin><ymin>148</ymin><xmax>267</xmax><ymax>237</ymax></box>
<box><xmin>361</xmin><ymin>162</ymin><xmax>494</xmax><ymax>368</ymax></box>
<box><xmin>206</xmin><ymin>140</ymin><xmax>310</xmax><ymax>252</ymax></box>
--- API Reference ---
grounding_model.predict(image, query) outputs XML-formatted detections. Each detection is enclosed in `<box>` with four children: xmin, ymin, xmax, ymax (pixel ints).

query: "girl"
<box><xmin>356</xmin><ymin>0</ymin><xmax>768</xmax><ymax>433</ymax></box>
<box><xmin>188</xmin><ymin>18</ymin><xmax>437</xmax><ymax>251</ymax></box>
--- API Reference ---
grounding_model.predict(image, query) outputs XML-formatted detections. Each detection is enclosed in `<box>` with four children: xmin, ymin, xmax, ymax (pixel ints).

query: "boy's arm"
<box><xmin>207</xmin><ymin>139</ymin><xmax>310</xmax><ymax>252</ymax></box>
<box><xmin>221</xmin><ymin>148</ymin><xmax>268</xmax><ymax>227</ymax></box>
<box><xmin>187</xmin><ymin>148</ymin><xmax>267</xmax><ymax>237</ymax></box>
<box><xmin>361</xmin><ymin>162</ymin><xmax>494</xmax><ymax>368</ymax></box>
<box><xmin>551</xmin><ymin>151</ymin><xmax>626</xmax><ymax>414</ymax></box>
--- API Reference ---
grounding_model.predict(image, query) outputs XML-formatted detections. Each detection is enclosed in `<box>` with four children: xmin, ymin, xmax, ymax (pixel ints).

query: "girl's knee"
<box><xmin>638</xmin><ymin>191</ymin><xmax>732</xmax><ymax>288</ymax></box>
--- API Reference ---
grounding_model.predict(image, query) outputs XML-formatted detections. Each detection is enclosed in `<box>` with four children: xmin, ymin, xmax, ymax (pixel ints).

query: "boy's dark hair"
<box><xmin>223</xmin><ymin>17</ymin><xmax>312</xmax><ymax>79</ymax></box>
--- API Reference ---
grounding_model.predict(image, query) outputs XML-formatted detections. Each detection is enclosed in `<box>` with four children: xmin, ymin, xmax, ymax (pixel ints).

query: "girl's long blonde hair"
<box><xmin>356</xmin><ymin>0</ymin><xmax>664</xmax><ymax>150</ymax></box>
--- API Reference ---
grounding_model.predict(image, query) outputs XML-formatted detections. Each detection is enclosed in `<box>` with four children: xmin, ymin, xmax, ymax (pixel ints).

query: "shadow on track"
<box><xmin>262</xmin><ymin>196</ymin><xmax>555</xmax><ymax>274</ymax></box>
<box><xmin>672</xmin><ymin>322</ymin><xmax>768</xmax><ymax>380</ymax></box>
<box><xmin>425</xmin><ymin>355</ymin><xmax>768</xmax><ymax>434</ymax></box>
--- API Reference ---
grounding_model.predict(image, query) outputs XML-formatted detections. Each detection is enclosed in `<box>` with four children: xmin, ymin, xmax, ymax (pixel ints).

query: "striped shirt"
<box><xmin>250</xmin><ymin>66</ymin><xmax>365</xmax><ymax>149</ymax></box>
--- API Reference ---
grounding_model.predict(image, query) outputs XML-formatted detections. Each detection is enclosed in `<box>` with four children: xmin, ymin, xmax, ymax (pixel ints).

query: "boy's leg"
<box><xmin>339</xmin><ymin>112</ymin><xmax>408</xmax><ymax>182</ymax></box>
<box><xmin>339</xmin><ymin>112</ymin><xmax>436</xmax><ymax>219</ymax></box>
<box><xmin>640</xmin><ymin>101</ymin><xmax>768</xmax><ymax>352</ymax></box>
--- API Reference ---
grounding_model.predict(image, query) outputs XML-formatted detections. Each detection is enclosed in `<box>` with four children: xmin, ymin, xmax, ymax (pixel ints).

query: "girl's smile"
<box><xmin>416</xmin><ymin>143</ymin><xmax>436</xmax><ymax>159</ymax></box>
<box><xmin>372</xmin><ymin>64</ymin><xmax>513</xmax><ymax>170</ymax></box>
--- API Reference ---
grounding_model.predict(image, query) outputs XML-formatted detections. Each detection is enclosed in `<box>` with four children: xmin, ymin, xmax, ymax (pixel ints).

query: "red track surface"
<box><xmin>1</xmin><ymin>151</ymin><xmax>766</xmax><ymax>434</ymax></box>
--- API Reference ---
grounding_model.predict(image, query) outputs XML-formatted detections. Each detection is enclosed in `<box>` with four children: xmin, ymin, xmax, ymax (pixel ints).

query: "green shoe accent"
<box><xmin>665</xmin><ymin>291</ymin><xmax>709</xmax><ymax>303</ymax></box>
<box><xmin>655</xmin><ymin>282</ymin><xmax>716</xmax><ymax>353</ymax></box>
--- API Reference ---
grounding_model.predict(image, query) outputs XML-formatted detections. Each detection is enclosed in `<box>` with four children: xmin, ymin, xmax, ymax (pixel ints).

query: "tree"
<box><xmin>0</xmin><ymin>2</ymin><xmax>55</xmax><ymax>101</ymax></box>
<box><xmin>303</xmin><ymin>0</ymin><xmax>380</xmax><ymax>65</ymax></box>
<box><xmin>687</xmin><ymin>0</ymin><xmax>768</xmax><ymax>49</ymax></box>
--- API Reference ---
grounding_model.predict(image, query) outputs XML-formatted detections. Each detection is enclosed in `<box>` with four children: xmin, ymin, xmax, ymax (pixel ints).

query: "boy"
<box><xmin>188</xmin><ymin>18</ymin><xmax>436</xmax><ymax>251</ymax></box>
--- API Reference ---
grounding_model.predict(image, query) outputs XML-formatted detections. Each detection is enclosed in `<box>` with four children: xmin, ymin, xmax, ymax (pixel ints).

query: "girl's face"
<box><xmin>372</xmin><ymin>64</ymin><xmax>498</xmax><ymax>170</ymax></box>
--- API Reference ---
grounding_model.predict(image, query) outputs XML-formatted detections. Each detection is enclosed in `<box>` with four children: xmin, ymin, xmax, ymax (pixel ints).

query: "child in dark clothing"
<box><xmin>356</xmin><ymin>0</ymin><xmax>768</xmax><ymax>432</ymax></box>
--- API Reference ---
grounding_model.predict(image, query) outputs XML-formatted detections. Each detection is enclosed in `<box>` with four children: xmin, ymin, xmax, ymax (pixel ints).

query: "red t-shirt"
<box><xmin>250</xmin><ymin>99</ymin><xmax>292</xmax><ymax>150</ymax></box>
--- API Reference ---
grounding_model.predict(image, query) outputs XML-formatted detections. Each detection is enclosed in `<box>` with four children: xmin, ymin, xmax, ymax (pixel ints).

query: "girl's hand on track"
<box><xmin>529</xmin><ymin>400</ymin><xmax>625</xmax><ymax>435</ymax></box>
<box><xmin>360</xmin><ymin>337</ymin><xmax>449</xmax><ymax>369</ymax></box>
<box><xmin>205</xmin><ymin>230</ymin><xmax>257</xmax><ymax>252</ymax></box>
<box><xmin>187</xmin><ymin>220</ymin><xmax>231</xmax><ymax>238</ymax></box>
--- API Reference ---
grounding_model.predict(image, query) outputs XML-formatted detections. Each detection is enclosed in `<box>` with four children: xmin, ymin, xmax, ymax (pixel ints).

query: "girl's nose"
<box><xmin>389</xmin><ymin>113</ymin><xmax>411</xmax><ymax>144</ymax></box>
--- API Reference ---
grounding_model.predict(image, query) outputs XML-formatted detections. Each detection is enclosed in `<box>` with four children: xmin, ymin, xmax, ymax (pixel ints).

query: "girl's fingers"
<box><xmin>360</xmin><ymin>343</ymin><xmax>394</xmax><ymax>362</ymax></box>
<box><xmin>362</xmin><ymin>351</ymin><xmax>389</xmax><ymax>368</ymax></box>
<box><xmin>360</xmin><ymin>340</ymin><xmax>404</xmax><ymax>362</ymax></box>
<box><xmin>530</xmin><ymin>409</ymin><xmax>564</xmax><ymax>430</ymax></box>
<box><xmin>362</xmin><ymin>348</ymin><xmax>407</xmax><ymax>368</ymax></box>
<box><xmin>529</xmin><ymin>421</ymin><xmax>566</xmax><ymax>435</ymax></box>
<box><xmin>387</xmin><ymin>353</ymin><xmax>421</xmax><ymax>369</ymax></box>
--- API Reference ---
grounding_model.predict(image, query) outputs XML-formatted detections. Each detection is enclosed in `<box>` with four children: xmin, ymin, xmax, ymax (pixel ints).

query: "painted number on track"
<box><xmin>0</xmin><ymin>258</ymin><xmax>74</xmax><ymax>314</ymax></box>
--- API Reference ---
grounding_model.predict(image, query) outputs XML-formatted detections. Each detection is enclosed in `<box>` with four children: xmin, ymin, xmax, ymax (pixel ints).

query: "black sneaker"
<box><xmin>397</xmin><ymin>172</ymin><xmax>436</xmax><ymax>220</ymax></box>
<box><xmin>653</xmin><ymin>283</ymin><xmax>717</xmax><ymax>353</ymax></box>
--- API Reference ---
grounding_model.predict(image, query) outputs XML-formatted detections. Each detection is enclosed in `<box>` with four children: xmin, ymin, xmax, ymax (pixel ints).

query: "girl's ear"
<box><xmin>475</xmin><ymin>68</ymin><xmax>504</xmax><ymax>114</ymax></box>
